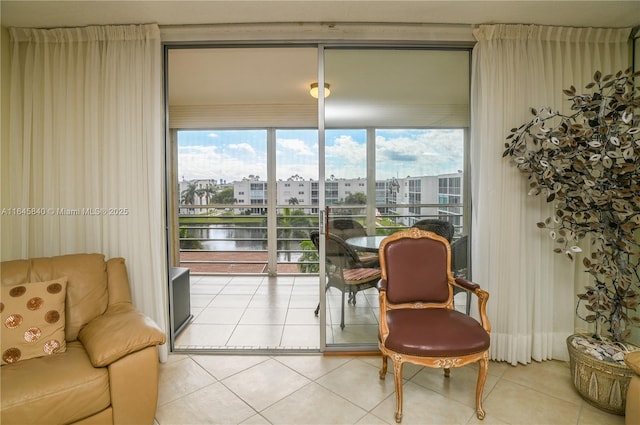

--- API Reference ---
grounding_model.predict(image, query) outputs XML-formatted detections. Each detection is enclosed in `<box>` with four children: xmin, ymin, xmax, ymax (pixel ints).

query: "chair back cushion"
<box><xmin>1</xmin><ymin>254</ymin><xmax>109</xmax><ymax>342</ymax></box>
<box><xmin>381</xmin><ymin>231</ymin><xmax>450</xmax><ymax>305</ymax></box>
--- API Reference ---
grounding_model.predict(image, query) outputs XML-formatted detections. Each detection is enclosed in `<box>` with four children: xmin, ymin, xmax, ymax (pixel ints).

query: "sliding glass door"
<box><xmin>321</xmin><ymin>47</ymin><xmax>470</xmax><ymax>348</ymax></box>
<box><xmin>166</xmin><ymin>44</ymin><xmax>470</xmax><ymax>351</ymax></box>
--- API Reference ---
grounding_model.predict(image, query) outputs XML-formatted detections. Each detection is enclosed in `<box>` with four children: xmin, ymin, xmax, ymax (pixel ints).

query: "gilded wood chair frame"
<box><xmin>377</xmin><ymin>228</ymin><xmax>491</xmax><ymax>423</ymax></box>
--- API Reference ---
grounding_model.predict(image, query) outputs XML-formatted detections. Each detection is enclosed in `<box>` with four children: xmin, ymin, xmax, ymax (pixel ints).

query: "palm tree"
<box><xmin>181</xmin><ymin>181</ymin><xmax>198</xmax><ymax>205</ymax></box>
<box><xmin>278</xmin><ymin>208</ymin><xmax>312</xmax><ymax>263</ymax></box>
<box><xmin>202</xmin><ymin>185</ymin><xmax>217</xmax><ymax>205</ymax></box>
<box><xmin>288</xmin><ymin>197</ymin><xmax>299</xmax><ymax>206</ymax></box>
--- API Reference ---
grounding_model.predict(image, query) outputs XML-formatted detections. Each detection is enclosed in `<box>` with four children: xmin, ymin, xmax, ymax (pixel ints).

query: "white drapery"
<box><xmin>470</xmin><ymin>25</ymin><xmax>631</xmax><ymax>364</ymax></box>
<box><xmin>5</xmin><ymin>24</ymin><xmax>168</xmax><ymax>359</ymax></box>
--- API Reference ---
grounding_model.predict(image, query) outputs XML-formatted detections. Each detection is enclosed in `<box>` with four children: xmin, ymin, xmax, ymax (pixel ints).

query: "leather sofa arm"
<box><xmin>626</xmin><ymin>352</ymin><xmax>640</xmax><ymax>375</ymax></box>
<box><xmin>79</xmin><ymin>303</ymin><xmax>166</xmax><ymax>367</ymax></box>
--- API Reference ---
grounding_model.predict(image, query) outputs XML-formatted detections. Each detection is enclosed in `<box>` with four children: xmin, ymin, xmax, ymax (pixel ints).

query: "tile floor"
<box><xmin>164</xmin><ymin>274</ymin><xmax>627</xmax><ymax>424</ymax></box>
<box><xmin>175</xmin><ymin>274</ymin><xmax>386</xmax><ymax>350</ymax></box>
<box><xmin>155</xmin><ymin>353</ymin><xmax>626</xmax><ymax>424</ymax></box>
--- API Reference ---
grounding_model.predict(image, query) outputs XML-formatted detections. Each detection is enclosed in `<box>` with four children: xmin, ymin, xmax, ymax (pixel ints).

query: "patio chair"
<box><xmin>411</xmin><ymin>218</ymin><xmax>454</xmax><ymax>241</ymax></box>
<box><xmin>329</xmin><ymin>218</ymin><xmax>379</xmax><ymax>265</ymax></box>
<box><xmin>451</xmin><ymin>235</ymin><xmax>472</xmax><ymax>315</ymax></box>
<box><xmin>310</xmin><ymin>230</ymin><xmax>381</xmax><ymax>329</ymax></box>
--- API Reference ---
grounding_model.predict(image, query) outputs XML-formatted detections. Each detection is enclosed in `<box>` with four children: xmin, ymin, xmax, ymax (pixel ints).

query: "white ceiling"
<box><xmin>2</xmin><ymin>1</ymin><xmax>639</xmax><ymax>29</ymax></box>
<box><xmin>4</xmin><ymin>1</ymin><xmax>639</xmax><ymax>127</ymax></box>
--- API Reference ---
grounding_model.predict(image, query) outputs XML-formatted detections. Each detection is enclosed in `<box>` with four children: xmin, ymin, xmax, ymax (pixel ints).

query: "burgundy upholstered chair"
<box><xmin>377</xmin><ymin>228</ymin><xmax>491</xmax><ymax>423</ymax></box>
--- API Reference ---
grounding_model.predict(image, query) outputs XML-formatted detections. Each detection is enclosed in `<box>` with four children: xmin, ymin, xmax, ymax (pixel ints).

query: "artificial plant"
<box><xmin>503</xmin><ymin>68</ymin><xmax>640</xmax><ymax>343</ymax></box>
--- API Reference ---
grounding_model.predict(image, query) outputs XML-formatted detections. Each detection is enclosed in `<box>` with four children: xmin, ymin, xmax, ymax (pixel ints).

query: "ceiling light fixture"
<box><xmin>310</xmin><ymin>82</ymin><xmax>331</xmax><ymax>99</ymax></box>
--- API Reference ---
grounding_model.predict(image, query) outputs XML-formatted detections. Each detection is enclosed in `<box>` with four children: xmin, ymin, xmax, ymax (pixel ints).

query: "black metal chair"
<box><xmin>328</xmin><ymin>218</ymin><xmax>367</xmax><ymax>240</ymax></box>
<box><xmin>328</xmin><ymin>218</ymin><xmax>379</xmax><ymax>266</ymax></box>
<box><xmin>310</xmin><ymin>230</ymin><xmax>381</xmax><ymax>329</ymax></box>
<box><xmin>411</xmin><ymin>218</ymin><xmax>454</xmax><ymax>242</ymax></box>
<box><xmin>451</xmin><ymin>235</ymin><xmax>471</xmax><ymax>315</ymax></box>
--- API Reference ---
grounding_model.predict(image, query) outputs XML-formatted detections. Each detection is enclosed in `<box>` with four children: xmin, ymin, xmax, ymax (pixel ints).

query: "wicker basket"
<box><xmin>567</xmin><ymin>334</ymin><xmax>634</xmax><ymax>415</ymax></box>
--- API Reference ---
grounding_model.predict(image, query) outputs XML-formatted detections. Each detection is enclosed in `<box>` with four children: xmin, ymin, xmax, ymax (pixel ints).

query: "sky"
<box><xmin>178</xmin><ymin>128</ymin><xmax>464</xmax><ymax>183</ymax></box>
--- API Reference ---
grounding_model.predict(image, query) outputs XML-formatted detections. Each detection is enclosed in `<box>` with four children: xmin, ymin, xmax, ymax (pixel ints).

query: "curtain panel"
<box><xmin>5</xmin><ymin>24</ymin><xmax>168</xmax><ymax>359</ymax></box>
<box><xmin>470</xmin><ymin>24</ymin><xmax>631</xmax><ymax>364</ymax></box>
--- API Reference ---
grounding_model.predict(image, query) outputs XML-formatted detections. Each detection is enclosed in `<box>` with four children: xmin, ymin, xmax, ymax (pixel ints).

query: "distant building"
<box><xmin>179</xmin><ymin>172</ymin><xmax>463</xmax><ymax>228</ymax></box>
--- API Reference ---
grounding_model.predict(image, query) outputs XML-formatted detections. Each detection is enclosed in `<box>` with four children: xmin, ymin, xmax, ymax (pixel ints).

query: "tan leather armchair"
<box><xmin>625</xmin><ymin>351</ymin><xmax>640</xmax><ymax>425</ymax></box>
<box><xmin>1</xmin><ymin>253</ymin><xmax>166</xmax><ymax>425</ymax></box>
<box><xmin>377</xmin><ymin>228</ymin><xmax>491</xmax><ymax>423</ymax></box>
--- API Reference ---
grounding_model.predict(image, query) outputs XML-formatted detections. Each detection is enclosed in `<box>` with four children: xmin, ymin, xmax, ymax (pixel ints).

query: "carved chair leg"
<box><xmin>393</xmin><ymin>357</ymin><xmax>404</xmax><ymax>423</ymax></box>
<box><xmin>444</xmin><ymin>367</ymin><xmax>451</xmax><ymax>378</ymax></box>
<box><xmin>475</xmin><ymin>357</ymin><xmax>489</xmax><ymax>420</ymax></box>
<box><xmin>380</xmin><ymin>355</ymin><xmax>388</xmax><ymax>379</ymax></box>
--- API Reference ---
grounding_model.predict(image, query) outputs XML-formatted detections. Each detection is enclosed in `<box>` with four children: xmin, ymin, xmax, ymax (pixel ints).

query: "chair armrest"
<box><xmin>453</xmin><ymin>277</ymin><xmax>480</xmax><ymax>291</ymax></box>
<box><xmin>453</xmin><ymin>277</ymin><xmax>491</xmax><ymax>333</ymax></box>
<box><xmin>79</xmin><ymin>303</ymin><xmax>166</xmax><ymax>367</ymax></box>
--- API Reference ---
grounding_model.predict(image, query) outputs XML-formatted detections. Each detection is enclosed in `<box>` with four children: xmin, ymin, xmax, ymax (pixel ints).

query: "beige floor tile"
<box><xmin>193</xmin><ymin>306</ymin><xmax>245</xmax><ymax>324</ymax></box>
<box><xmin>248</xmin><ymin>293</ymin><xmax>292</xmax><ymax>308</ymax></box>
<box><xmin>330</xmin><ymin>324</ymin><xmax>378</xmax><ymax>344</ymax></box>
<box><xmin>410</xmin><ymin>362</ymin><xmax>499</xmax><ymax>408</ymax></box>
<box><xmin>501</xmin><ymin>359</ymin><xmax>583</xmax><ymax>405</ymax></box>
<box><xmin>280</xmin><ymin>324</ymin><xmax>320</xmax><ymax>347</ymax></box>
<box><xmin>156</xmin><ymin>382</ymin><xmax>256</xmax><ymax>425</ymax></box>
<box><xmin>482</xmin><ymin>378</ymin><xmax>580</xmax><ymax>424</ymax></box>
<box><xmin>240</xmin><ymin>307</ymin><xmax>289</xmax><ymax>325</ymax></box>
<box><xmin>254</xmin><ymin>283</ymin><xmax>293</xmax><ymax>296</ymax></box>
<box><xmin>291</xmin><ymin>282</ymin><xmax>319</xmax><ymax>296</ymax></box>
<box><xmin>260</xmin><ymin>382</ymin><xmax>368</xmax><ymax>425</ymax></box>
<box><xmin>240</xmin><ymin>413</ymin><xmax>272</xmax><ymax>424</ymax></box>
<box><xmin>285</xmin><ymin>308</ymin><xmax>321</xmax><ymax>325</ymax></box>
<box><xmin>157</xmin><ymin>357</ymin><xmax>216</xmax><ymax>406</ymax></box>
<box><xmin>578</xmin><ymin>402</ymin><xmax>625</xmax><ymax>425</ymax></box>
<box><xmin>189</xmin><ymin>283</ymin><xmax>225</xmax><ymax>295</ymax></box>
<box><xmin>275</xmin><ymin>355</ymin><xmax>351</xmax><ymax>380</ymax></box>
<box><xmin>192</xmin><ymin>275</ymin><xmax>233</xmax><ymax>285</ymax></box>
<box><xmin>220</xmin><ymin>283</ymin><xmax>260</xmax><ymax>295</ymax></box>
<box><xmin>371</xmin><ymin>381</ymin><xmax>476</xmax><ymax>424</ymax></box>
<box><xmin>289</xmin><ymin>294</ymin><xmax>321</xmax><ymax>309</ymax></box>
<box><xmin>355</xmin><ymin>413</ymin><xmax>389</xmax><ymax>424</ymax></box>
<box><xmin>226</xmin><ymin>324</ymin><xmax>284</xmax><ymax>347</ymax></box>
<box><xmin>316</xmin><ymin>358</ymin><xmax>397</xmax><ymax>411</ymax></box>
<box><xmin>191</xmin><ymin>354</ymin><xmax>269</xmax><ymax>380</ymax></box>
<box><xmin>190</xmin><ymin>293</ymin><xmax>215</xmax><ymax>308</ymax></box>
<box><xmin>329</xmin><ymin>305</ymin><xmax>378</xmax><ymax>325</ymax></box>
<box><xmin>174</xmin><ymin>323</ymin><xmax>235</xmax><ymax>348</ymax></box>
<box><xmin>209</xmin><ymin>294</ymin><xmax>253</xmax><ymax>308</ymax></box>
<box><xmin>222</xmin><ymin>358</ymin><xmax>311</xmax><ymax>411</ymax></box>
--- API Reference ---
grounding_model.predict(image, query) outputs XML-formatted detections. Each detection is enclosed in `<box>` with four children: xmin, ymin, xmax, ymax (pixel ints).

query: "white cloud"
<box><xmin>228</xmin><ymin>143</ymin><xmax>255</xmax><ymax>154</ymax></box>
<box><xmin>277</xmin><ymin>138</ymin><xmax>314</xmax><ymax>156</ymax></box>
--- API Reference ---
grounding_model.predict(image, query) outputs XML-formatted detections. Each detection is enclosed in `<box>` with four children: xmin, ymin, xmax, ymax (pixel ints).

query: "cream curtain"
<box><xmin>470</xmin><ymin>25</ymin><xmax>631</xmax><ymax>365</ymax></box>
<box><xmin>5</xmin><ymin>24</ymin><xmax>168</xmax><ymax>359</ymax></box>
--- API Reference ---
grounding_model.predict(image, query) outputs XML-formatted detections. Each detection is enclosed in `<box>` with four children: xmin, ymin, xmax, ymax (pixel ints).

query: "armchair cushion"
<box><xmin>79</xmin><ymin>303</ymin><xmax>165</xmax><ymax>367</ymax></box>
<box><xmin>385</xmin><ymin>308</ymin><xmax>490</xmax><ymax>357</ymax></box>
<box><xmin>1</xmin><ymin>341</ymin><xmax>110</xmax><ymax>425</ymax></box>
<box><xmin>1</xmin><ymin>278</ymin><xmax>67</xmax><ymax>364</ymax></box>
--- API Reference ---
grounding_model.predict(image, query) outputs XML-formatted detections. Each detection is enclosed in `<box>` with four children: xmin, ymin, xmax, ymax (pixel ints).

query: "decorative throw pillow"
<box><xmin>1</xmin><ymin>277</ymin><xmax>67</xmax><ymax>365</ymax></box>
